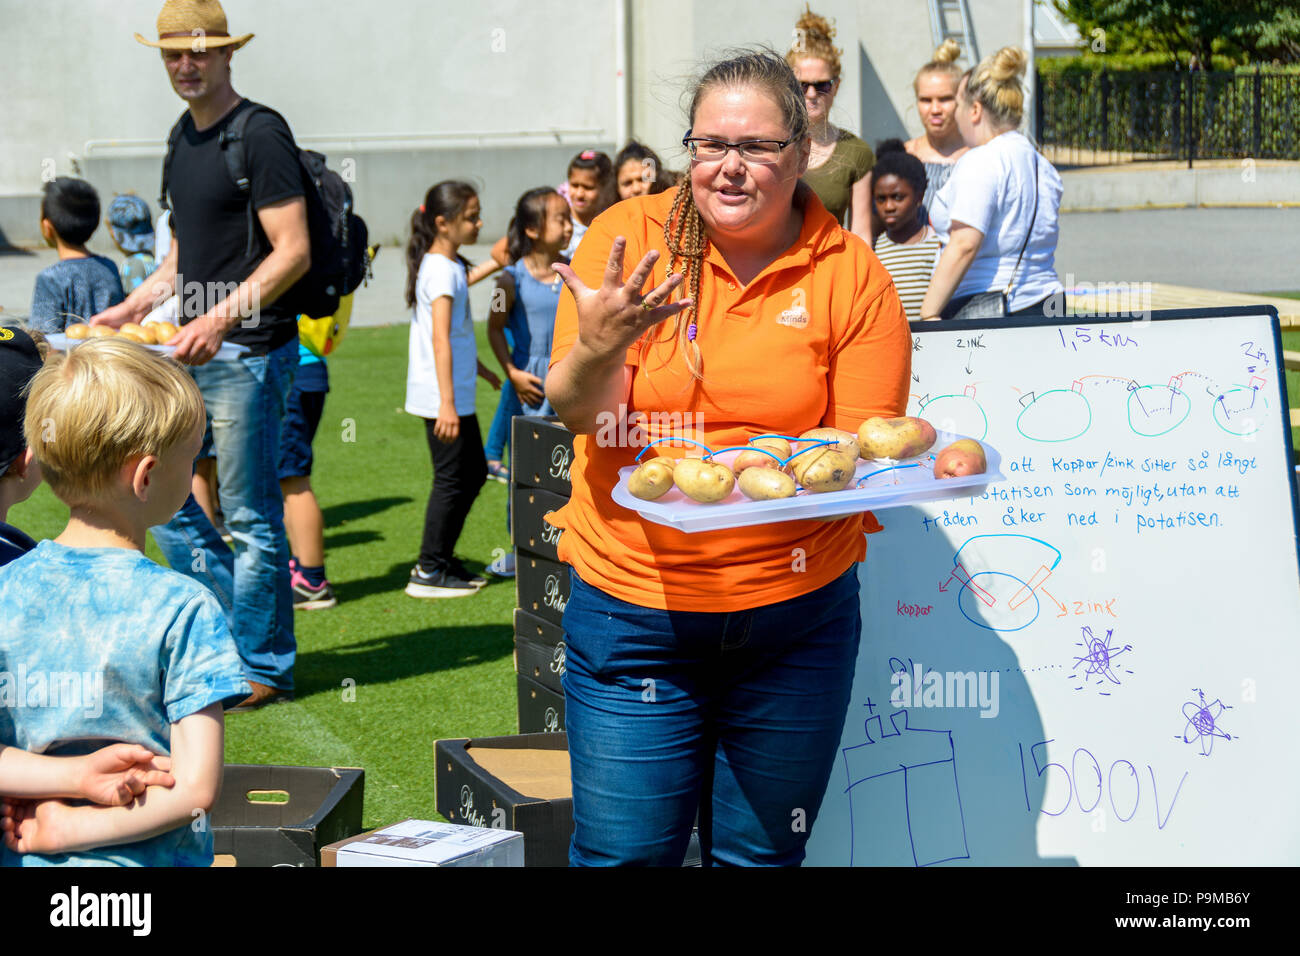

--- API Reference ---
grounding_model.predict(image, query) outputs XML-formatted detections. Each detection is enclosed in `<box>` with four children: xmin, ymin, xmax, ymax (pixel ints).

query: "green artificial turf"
<box><xmin>10</xmin><ymin>322</ymin><xmax>519</xmax><ymax>829</ymax></box>
<box><xmin>9</xmin><ymin>313</ymin><xmax>1299</xmax><ymax>831</ymax></box>
<box><xmin>1284</xmin><ymin>327</ymin><xmax>1300</xmax><ymax>461</ymax></box>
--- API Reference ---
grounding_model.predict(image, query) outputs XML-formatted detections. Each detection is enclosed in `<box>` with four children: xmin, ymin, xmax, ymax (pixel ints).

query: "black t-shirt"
<box><xmin>167</xmin><ymin>99</ymin><xmax>304</xmax><ymax>354</ymax></box>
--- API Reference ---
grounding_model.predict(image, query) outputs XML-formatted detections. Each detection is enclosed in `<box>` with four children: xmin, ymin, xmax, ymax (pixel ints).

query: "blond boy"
<box><xmin>0</xmin><ymin>338</ymin><xmax>248</xmax><ymax>865</ymax></box>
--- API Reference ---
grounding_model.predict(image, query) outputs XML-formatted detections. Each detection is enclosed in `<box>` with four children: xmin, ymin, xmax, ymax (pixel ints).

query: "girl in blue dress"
<box><xmin>484</xmin><ymin>187</ymin><xmax>572</xmax><ymax>577</ymax></box>
<box><xmin>487</xmin><ymin>187</ymin><xmax>573</xmax><ymax>417</ymax></box>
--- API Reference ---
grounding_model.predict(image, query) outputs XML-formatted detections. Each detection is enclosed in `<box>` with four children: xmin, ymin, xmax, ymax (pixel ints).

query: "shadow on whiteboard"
<box><xmin>805</xmin><ymin>507</ymin><xmax>1077</xmax><ymax>866</ymax></box>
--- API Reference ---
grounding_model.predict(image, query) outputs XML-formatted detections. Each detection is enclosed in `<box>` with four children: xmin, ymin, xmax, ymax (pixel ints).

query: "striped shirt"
<box><xmin>873</xmin><ymin>227</ymin><xmax>941</xmax><ymax>321</ymax></box>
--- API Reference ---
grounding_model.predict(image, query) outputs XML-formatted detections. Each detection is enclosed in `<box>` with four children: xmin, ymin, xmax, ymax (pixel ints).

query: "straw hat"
<box><xmin>134</xmin><ymin>0</ymin><xmax>253</xmax><ymax>51</ymax></box>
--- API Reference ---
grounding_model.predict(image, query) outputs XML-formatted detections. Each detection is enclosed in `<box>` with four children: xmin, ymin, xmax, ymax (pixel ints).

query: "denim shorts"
<box><xmin>561</xmin><ymin>564</ymin><xmax>862</xmax><ymax>866</ymax></box>
<box><xmin>277</xmin><ymin>361</ymin><xmax>328</xmax><ymax>481</ymax></box>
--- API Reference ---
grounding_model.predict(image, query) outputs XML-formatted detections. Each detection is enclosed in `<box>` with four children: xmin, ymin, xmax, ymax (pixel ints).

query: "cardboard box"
<box><xmin>515</xmin><ymin>552</ymin><xmax>571</xmax><ymax>627</ymax></box>
<box><xmin>333</xmin><ymin>819</ymin><xmax>524</xmax><ymax>867</ymax></box>
<box><xmin>211</xmin><ymin>765</ymin><xmax>364</xmax><ymax>867</ymax></box>
<box><xmin>511</xmin><ymin>485</ymin><xmax>567</xmax><ymax>561</ymax></box>
<box><xmin>514</xmin><ymin>607</ymin><xmax>565</xmax><ymax>695</ymax></box>
<box><xmin>435</xmin><ymin>735</ymin><xmax>704</xmax><ymax>867</ymax></box>
<box><xmin>517</xmin><ymin>673</ymin><xmax>566</xmax><ymax>734</ymax></box>
<box><xmin>435</xmin><ymin>734</ymin><xmax>574</xmax><ymax>867</ymax></box>
<box><xmin>511</xmin><ymin>416</ymin><xmax>574</xmax><ymax>497</ymax></box>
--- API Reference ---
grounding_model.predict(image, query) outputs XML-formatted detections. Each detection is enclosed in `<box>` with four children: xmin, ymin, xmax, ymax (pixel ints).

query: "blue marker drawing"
<box><xmin>1071</xmin><ymin>626</ymin><xmax>1134</xmax><ymax>694</ymax></box>
<box><xmin>942</xmin><ymin>535</ymin><xmax>1063</xmax><ymax>633</ymax></box>
<box><xmin>842</xmin><ymin>709</ymin><xmax>970</xmax><ymax>867</ymax></box>
<box><xmin>1179</xmin><ymin>688</ymin><xmax>1233</xmax><ymax>756</ymax></box>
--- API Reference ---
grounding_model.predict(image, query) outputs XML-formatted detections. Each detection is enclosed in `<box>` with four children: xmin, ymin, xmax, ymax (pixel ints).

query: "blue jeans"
<box><xmin>484</xmin><ymin>380</ymin><xmax>521</xmax><ymax>463</ymax></box>
<box><xmin>152</xmin><ymin>338</ymin><xmax>299</xmax><ymax>690</ymax></box>
<box><xmin>561</xmin><ymin>565</ymin><xmax>862</xmax><ymax>866</ymax></box>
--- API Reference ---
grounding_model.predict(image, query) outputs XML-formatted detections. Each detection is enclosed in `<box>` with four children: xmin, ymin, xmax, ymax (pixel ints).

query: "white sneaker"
<box><xmin>487</xmin><ymin>551</ymin><xmax>516</xmax><ymax>578</ymax></box>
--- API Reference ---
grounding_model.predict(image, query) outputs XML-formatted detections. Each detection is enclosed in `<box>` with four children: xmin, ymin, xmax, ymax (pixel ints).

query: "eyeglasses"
<box><xmin>800</xmin><ymin>80</ymin><xmax>836</xmax><ymax>95</ymax></box>
<box><xmin>682</xmin><ymin>130</ymin><xmax>797</xmax><ymax>165</ymax></box>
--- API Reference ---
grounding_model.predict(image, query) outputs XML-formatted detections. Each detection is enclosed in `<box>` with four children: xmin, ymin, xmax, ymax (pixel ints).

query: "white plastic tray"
<box><xmin>611</xmin><ymin>433</ymin><xmax>1002</xmax><ymax>533</ymax></box>
<box><xmin>45</xmin><ymin>332</ymin><xmax>249</xmax><ymax>362</ymax></box>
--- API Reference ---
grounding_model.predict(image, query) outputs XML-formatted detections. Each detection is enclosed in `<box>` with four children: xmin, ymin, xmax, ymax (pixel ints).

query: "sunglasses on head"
<box><xmin>801</xmin><ymin>79</ymin><xmax>836</xmax><ymax>95</ymax></box>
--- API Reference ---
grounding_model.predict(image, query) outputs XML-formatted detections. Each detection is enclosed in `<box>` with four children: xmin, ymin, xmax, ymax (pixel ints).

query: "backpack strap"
<box><xmin>218</xmin><ymin>101</ymin><xmax>273</xmax><ymax>258</ymax></box>
<box><xmin>158</xmin><ymin>112</ymin><xmax>189</xmax><ymax>213</ymax></box>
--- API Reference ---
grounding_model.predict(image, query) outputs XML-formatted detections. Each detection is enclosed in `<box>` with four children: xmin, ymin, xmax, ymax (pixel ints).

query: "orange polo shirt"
<box><xmin>548</xmin><ymin>185</ymin><xmax>911</xmax><ymax>612</ymax></box>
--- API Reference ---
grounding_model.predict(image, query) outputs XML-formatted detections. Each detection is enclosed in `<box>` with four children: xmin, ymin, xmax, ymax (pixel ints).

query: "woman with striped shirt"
<box><xmin>871</xmin><ymin>141</ymin><xmax>939</xmax><ymax>321</ymax></box>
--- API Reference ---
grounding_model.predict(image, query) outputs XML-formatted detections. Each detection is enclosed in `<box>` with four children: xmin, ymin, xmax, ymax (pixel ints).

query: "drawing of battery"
<box><xmin>842</xmin><ymin>709</ymin><xmax>970</xmax><ymax>867</ymax></box>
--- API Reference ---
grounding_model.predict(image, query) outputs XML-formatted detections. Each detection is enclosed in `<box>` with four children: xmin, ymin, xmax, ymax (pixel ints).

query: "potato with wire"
<box><xmin>628</xmin><ymin>457</ymin><xmax>677</xmax><ymax>501</ymax></box>
<box><xmin>731</xmin><ymin>437</ymin><xmax>791</xmax><ymax>476</ymax></box>
<box><xmin>673</xmin><ymin>457</ymin><xmax>736</xmax><ymax>503</ymax></box>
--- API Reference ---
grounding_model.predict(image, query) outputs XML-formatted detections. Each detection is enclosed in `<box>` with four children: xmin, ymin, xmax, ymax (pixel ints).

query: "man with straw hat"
<box><xmin>94</xmin><ymin>0</ymin><xmax>310</xmax><ymax>712</ymax></box>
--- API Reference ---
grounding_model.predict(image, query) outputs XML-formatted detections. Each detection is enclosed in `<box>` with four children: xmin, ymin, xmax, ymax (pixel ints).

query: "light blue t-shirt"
<box><xmin>0</xmin><ymin>541</ymin><xmax>249</xmax><ymax>867</ymax></box>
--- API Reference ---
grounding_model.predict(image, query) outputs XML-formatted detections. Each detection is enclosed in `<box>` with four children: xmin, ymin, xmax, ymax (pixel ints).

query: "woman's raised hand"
<box><xmin>552</xmin><ymin>238</ymin><xmax>692</xmax><ymax>361</ymax></box>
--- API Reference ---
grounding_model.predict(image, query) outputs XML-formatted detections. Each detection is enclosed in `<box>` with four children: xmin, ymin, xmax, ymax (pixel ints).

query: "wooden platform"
<box><xmin>1065</xmin><ymin>283</ymin><xmax>1300</xmax><ymax>328</ymax></box>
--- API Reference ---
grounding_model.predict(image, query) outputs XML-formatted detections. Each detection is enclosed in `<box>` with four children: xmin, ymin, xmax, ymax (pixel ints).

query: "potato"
<box><xmin>673</xmin><ymin>457</ymin><xmax>736</xmax><ymax>503</ymax></box>
<box><xmin>628</xmin><ymin>458</ymin><xmax>676</xmax><ymax>501</ymax></box>
<box><xmin>121</xmin><ymin>322</ymin><xmax>157</xmax><ymax>344</ymax></box>
<box><xmin>858</xmin><ymin>416</ymin><xmax>938</xmax><ymax>460</ymax></box>
<box><xmin>798</xmin><ymin>427</ymin><xmax>860</xmax><ymax>462</ymax></box>
<box><xmin>792</xmin><ymin>447</ymin><xmax>858</xmax><ymax>493</ymax></box>
<box><xmin>933</xmin><ymin>438</ymin><xmax>987</xmax><ymax>479</ymax></box>
<box><xmin>65</xmin><ymin>323</ymin><xmax>90</xmax><ymax>340</ymax></box>
<box><xmin>731</xmin><ymin>437</ymin><xmax>791</xmax><ymax>475</ymax></box>
<box><xmin>150</xmin><ymin>321</ymin><xmax>180</xmax><ymax>344</ymax></box>
<box><xmin>87</xmin><ymin>325</ymin><xmax>116</xmax><ymax>337</ymax></box>
<box><xmin>738</xmin><ymin>467</ymin><xmax>797</xmax><ymax>500</ymax></box>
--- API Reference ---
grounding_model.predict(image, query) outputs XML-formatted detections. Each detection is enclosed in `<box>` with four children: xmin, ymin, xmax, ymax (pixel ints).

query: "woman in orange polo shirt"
<box><xmin>547</xmin><ymin>49</ymin><xmax>911</xmax><ymax>866</ymax></box>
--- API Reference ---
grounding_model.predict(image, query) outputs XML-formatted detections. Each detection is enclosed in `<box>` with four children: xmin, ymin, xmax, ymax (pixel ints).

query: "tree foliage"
<box><xmin>1051</xmin><ymin>1</ymin><xmax>1300</xmax><ymax>66</ymax></box>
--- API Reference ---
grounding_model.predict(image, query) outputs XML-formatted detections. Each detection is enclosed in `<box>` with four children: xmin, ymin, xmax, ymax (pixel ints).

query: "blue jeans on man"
<box><xmin>152</xmin><ymin>338</ymin><xmax>299</xmax><ymax>690</ymax></box>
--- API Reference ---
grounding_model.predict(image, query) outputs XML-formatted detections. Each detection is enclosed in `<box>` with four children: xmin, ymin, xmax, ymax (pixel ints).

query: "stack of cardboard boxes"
<box><xmin>509</xmin><ymin>416</ymin><xmax>573</xmax><ymax>733</ymax></box>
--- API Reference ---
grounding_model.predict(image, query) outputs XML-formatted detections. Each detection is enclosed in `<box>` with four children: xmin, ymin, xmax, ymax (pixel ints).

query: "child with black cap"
<box><xmin>29</xmin><ymin>178</ymin><xmax>124</xmax><ymax>333</ymax></box>
<box><xmin>0</xmin><ymin>326</ymin><xmax>48</xmax><ymax>567</ymax></box>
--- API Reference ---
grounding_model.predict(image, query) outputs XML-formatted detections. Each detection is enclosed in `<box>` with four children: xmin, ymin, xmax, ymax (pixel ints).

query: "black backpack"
<box><xmin>160</xmin><ymin>102</ymin><xmax>370</xmax><ymax>319</ymax></box>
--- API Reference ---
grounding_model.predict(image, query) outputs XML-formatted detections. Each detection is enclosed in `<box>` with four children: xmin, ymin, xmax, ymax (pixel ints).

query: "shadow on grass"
<box><xmin>323</xmin><ymin>495</ymin><xmax>412</xmax><ymax>526</ymax></box>
<box><xmin>324</xmin><ymin>529</ymin><xmax>384</xmax><ymax>550</ymax></box>
<box><xmin>292</xmin><ymin>622</ymin><xmax>513</xmax><ymax>697</ymax></box>
<box><xmin>340</xmin><ymin>559</ymin><xmax>511</xmax><ymax>602</ymax></box>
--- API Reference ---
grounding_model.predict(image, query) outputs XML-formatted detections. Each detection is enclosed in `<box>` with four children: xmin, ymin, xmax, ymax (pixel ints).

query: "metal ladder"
<box><xmin>927</xmin><ymin>0</ymin><xmax>979</xmax><ymax>64</ymax></box>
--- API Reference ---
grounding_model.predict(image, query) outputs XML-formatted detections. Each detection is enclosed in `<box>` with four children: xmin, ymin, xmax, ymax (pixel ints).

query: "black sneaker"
<box><xmin>447</xmin><ymin>559</ymin><xmax>488</xmax><ymax>589</ymax></box>
<box><xmin>292</xmin><ymin>579</ymin><xmax>338</xmax><ymax>610</ymax></box>
<box><xmin>405</xmin><ymin>565</ymin><xmax>480</xmax><ymax>599</ymax></box>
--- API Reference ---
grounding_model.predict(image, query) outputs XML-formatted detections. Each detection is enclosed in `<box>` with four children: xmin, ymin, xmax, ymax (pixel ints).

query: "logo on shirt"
<box><xmin>776</xmin><ymin>307</ymin><xmax>810</xmax><ymax>329</ymax></box>
<box><xmin>0</xmin><ymin>328</ymin><xmax>13</xmax><ymax>341</ymax></box>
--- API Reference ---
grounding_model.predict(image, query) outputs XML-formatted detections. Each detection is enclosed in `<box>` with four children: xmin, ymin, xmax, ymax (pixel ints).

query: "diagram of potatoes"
<box><xmin>804</xmin><ymin>309</ymin><xmax>1300</xmax><ymax>867</ymax></box>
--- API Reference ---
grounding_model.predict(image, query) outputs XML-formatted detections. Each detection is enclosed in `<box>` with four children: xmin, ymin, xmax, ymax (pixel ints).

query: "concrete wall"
<box><xmin>1060</xmin><ymin>163</ymin><xmax>1300</xmax><ymax>211</ymax></box>
<box><xmin>1</xmin><ymin>0</ymin><xmax>1030</xmax><ymax>247</ymax></box>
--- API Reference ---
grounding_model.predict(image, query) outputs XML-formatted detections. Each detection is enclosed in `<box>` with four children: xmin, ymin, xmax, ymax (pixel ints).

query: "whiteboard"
<box><xmin>805</xmin><ymin>309</ymin><xmax>1300</xmax><ymax>866</ymax></box>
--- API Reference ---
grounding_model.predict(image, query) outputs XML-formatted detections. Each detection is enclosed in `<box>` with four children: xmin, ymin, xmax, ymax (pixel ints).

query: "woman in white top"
<box><xmin>921</xmin><ymin>47</ymin><xmax>1064</xmax><ymax>321</ymax></box>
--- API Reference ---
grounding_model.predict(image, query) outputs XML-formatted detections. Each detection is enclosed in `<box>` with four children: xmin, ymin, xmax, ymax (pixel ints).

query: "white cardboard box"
<box><xmin>336</xmin><ymin>819</ymin><xmax>524</xmax><ymax>867</ymax></box>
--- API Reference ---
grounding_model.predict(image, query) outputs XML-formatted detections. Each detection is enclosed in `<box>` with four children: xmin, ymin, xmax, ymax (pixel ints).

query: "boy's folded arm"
<box><xmin>0</xmin><ymin>743</ymin><xmax>174</xmax><ymax>803</ymax></box>
<box><xmin>10</xmin><ymin>705</ymin><xmax>224</xmax><ymax>855</ymax></box>
<box><xmin>0</xmin><ymin>745</ymin><xmax>81</xmax><ymax>799</ymax></box>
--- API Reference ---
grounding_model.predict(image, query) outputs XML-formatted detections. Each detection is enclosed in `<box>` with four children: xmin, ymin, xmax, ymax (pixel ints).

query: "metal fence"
<box><xmin>1036</xmin><ymin>69</ymin><xmax>1300</xmax><ymax>167</ymax></box>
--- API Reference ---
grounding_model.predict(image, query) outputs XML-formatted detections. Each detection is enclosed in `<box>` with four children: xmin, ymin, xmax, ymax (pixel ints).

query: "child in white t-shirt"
<box><xmin>403</xmin><ymin>182</ymin><xmax>502</xmax><ymax>599</ymax></box>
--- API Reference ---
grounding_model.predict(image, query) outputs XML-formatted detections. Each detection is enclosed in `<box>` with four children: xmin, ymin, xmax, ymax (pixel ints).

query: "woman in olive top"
<box><xmin>787</xmin><ymin>7</ymin><xmax>874</xmax><ymax>239</ymax></box>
